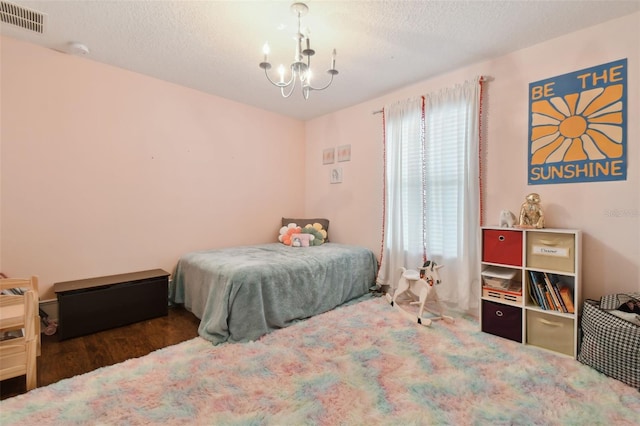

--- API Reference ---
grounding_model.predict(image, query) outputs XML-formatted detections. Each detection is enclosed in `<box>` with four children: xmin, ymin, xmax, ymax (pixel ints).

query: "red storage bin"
<box><xmin>482</xmin><ymin>229</ymin><xmax>523</xmax><ymax>266</ymax></box>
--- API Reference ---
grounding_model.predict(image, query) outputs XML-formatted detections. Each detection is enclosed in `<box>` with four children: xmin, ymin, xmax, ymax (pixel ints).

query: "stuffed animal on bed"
<box><xmin>291</xmin><ymin>233</ymin><xmax>314</xmax><ymax>247</ymax></box>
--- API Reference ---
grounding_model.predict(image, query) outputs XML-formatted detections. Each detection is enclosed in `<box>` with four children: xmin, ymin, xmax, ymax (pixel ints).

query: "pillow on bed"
<box><xmin>282</xmin><ymin>217</ymin><xmax>330</xmax><ymax>241</ymax></box>
<box><xmin>278</xmin><ymin>222</ymin><xmax>326</xmax><ymax>246</ymax></box>
<box><xmin>278</xmin><ymin>224</ymin><xmax>302</xmax><ymax>246</ymax></box>
<box><xmin>301</xmin><ymin>224</ymin><xmax>326</xmax><ymax>246</ymax></box>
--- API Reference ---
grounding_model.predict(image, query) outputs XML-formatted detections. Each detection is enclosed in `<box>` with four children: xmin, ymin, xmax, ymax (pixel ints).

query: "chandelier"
<box><xmin>259</xmin><ymin>2</ymin><xmax>338</xmax><ymax>99</ymax></box>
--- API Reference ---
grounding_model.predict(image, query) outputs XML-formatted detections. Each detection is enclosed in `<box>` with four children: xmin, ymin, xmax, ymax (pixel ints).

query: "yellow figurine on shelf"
<box><xmin>518</xmin><ymin>193</ymin><xmax>545</xmax><ymax>228</ymax></box>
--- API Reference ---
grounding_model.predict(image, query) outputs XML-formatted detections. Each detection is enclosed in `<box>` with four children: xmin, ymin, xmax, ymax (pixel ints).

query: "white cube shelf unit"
<box><xmin>480</xmin><ymin>226</ymin><xmax>582</xmax><ymax>358</ymax></box>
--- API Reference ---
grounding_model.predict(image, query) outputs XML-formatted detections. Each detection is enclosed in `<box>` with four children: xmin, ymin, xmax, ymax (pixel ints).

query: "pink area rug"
<box><xmin>1</xmin><ymin>297</ymin><xmax>638</xmax><ymax>425</ymax></box>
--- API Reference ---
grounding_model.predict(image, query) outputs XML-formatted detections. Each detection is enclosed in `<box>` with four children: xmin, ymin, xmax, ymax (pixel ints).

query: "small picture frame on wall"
<box><xmin>323</xmin><ymin>148</ymin><xmax>335</xmax><ymax>165</ymax></box>
<box><xmin>330</xmin><ymin>167</ymin><xmax>343</xmax><ymax>184</ymax></box>
<box><xmin>337</xmin><ymin>144</ymin><xmax>351</xmax><ymax>162</ymax></box>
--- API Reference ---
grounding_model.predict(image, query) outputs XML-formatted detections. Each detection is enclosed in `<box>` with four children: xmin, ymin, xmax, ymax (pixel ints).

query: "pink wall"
<box><xmin>2</xmin><ymin>12</ymin><xmax>638</xmax><ymax>302</ymax></box>
<box><xmin>305</xmin><ymin>12</ymin><xmax>640</xmax><ymax>300</ymax></box>
<box><xmin>1</xmin><ymin>36</ymin><xmax>305</xmax><ymax>299</ymax></box>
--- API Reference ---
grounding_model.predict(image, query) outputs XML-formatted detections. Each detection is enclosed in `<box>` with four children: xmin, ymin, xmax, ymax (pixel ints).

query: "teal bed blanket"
<box><xmin>171</xmin><ymin>243</ymin><xmax>378</xmax><ymax>344</ymax></box>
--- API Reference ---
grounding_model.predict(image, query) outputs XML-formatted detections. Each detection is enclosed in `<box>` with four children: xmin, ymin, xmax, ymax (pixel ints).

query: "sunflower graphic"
<box><xmin>530</xmin><ymin>85</ymin><xmax>623</xmax><ymax>164</ymax></box>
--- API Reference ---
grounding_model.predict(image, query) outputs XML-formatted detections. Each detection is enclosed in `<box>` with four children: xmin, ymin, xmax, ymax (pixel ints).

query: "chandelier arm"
<box><xmin>280</xmin><ymin>76</ymin><xmax>298</xmax><ymax>98</ymax></box>
<box><xmin>305</xmin><ymin>72</ymin><xmax>336</xmax><ymax>91</ymax></box>
<box><xmin>263</xmin><ymin>67</ymin><xmax>295</xmax><ymax>88</ymax></box>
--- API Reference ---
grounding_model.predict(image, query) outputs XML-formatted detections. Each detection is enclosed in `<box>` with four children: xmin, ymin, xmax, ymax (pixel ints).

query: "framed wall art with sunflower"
<box><xmin>528</xmin><ymin>58</ymin><xmax>627</xmax><ymax>185</ymax></box>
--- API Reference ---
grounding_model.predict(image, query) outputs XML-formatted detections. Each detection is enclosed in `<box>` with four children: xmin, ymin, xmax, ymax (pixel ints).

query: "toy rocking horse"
<box><xmin>387</xmin><ymin>261</ymin><xmax>454</xmax><ymax>326</ymax></box>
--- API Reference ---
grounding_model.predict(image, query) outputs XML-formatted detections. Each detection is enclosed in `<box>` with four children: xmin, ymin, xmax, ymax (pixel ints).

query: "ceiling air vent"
<box><xmin>0</xmin><ymin>1</ymin><xmax>45</xmax><ymax>34</ymax></box>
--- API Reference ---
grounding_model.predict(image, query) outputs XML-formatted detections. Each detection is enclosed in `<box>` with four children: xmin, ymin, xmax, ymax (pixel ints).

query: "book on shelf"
<box><xmin>542</xmin><ymin>272</ymin><xmax>563</xmax><ymax>312</ymax></box>
<box><xmin>537</xmin><ymin>271</ymin><xmax>551</xmax><ymax>309</ymax></box>
<box><xmin>559</xmin><ymin>286</ymin><xmax>575</xmax><ymax>314</ymax></box>
<box><xmin>527</xmin><ymin>271</ymin><xmax>539</xmax><ymax>307</ymax></box>
<box><xmin>526</xmin><ymin>271</ymin><xmax>537</xmax><ymax>306</ymax></box>
<box><xmin>544</xmin><ymin>290</ymin><xmax>555</xmax><ymax>310</ymax></box>
<box><xmin>528</xmin><ymin>271</ymin><xmax>546</xmax><ymax>309</ymax></box>
<box><xmin>527</xmin><ymin>285</ymin><xmax>540</xmax><ymax>306</ymax></box>
<box><xmin>547</xmin><ymin>273</ymin><xmax>568</xmax><ymax>313</ymax></box>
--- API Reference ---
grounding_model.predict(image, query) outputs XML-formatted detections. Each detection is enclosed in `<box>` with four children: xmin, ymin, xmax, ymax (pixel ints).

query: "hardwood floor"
<box><xmin>0</xmin><ymin>305</ymin><xmax>200</xmax><ymax>400</ymax></box>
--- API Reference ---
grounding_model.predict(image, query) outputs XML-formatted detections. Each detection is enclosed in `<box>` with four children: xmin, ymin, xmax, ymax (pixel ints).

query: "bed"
<box><xmin>171</xmin><ymin>242</ymin><xmax>378</xmax><ymax>344</ymax></box>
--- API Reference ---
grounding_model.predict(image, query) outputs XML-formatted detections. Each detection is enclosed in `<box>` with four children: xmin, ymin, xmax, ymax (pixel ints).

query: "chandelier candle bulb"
<box><xmin>262</xmin><ymin>43</ymin><xmax>270</xmax><ymax>62</ymax></box>
<box><xmin>331</xmin><ymin>49</ymin><xmax>336</xmax><ymax>69</ymax></box>
<box><xmin>278</xmin><ymin>65</ymin><xmax>285</xmax><ymax>83</ymax></box>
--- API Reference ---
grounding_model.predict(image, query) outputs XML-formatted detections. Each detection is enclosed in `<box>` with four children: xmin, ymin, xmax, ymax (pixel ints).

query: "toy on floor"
<box><xmin>387</xmin><ymin>261</ymin><xmax>454</xmax><ymax>326</ymax></box>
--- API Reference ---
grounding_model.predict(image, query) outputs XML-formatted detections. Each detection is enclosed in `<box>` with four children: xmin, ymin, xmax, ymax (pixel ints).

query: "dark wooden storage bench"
<box><xmin>54</xmin><ymin>269</ymin><xmax>170</xmax><ymax>340</ymax></box>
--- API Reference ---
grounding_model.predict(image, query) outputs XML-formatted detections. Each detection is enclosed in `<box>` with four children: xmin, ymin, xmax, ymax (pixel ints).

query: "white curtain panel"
<box><xmin>423</xmin><ymin>78</ymin><xmax>482</xmax><ymax>311</ymax></box>
<box><xmin>377</xmin><ymin>97</ymin><xmax>425</xmax><ymax>291</ymax></box>
<box><xmin>377</xmin><ymin>78</ymin><xmax>482</xmax><ymax>311</ymax></box>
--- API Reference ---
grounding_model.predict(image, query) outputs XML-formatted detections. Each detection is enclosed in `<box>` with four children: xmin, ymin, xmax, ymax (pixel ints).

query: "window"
<box><xmin>378</xmin><ymin>78</ymin><xmax>483</xmax><ymax>310</ymax></box>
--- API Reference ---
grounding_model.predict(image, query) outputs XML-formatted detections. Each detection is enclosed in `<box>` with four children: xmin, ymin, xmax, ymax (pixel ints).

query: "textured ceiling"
<box><xmin>2</xmin><ymin>1</ymin><xmax>639</xmax><ymax>121</ymax></box>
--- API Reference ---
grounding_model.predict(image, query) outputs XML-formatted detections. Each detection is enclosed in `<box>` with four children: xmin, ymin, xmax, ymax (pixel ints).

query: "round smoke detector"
<box><xmin>68</xmin><ymin>42</ymin><xmax>90</xmax><ymax>55</ymax></box>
